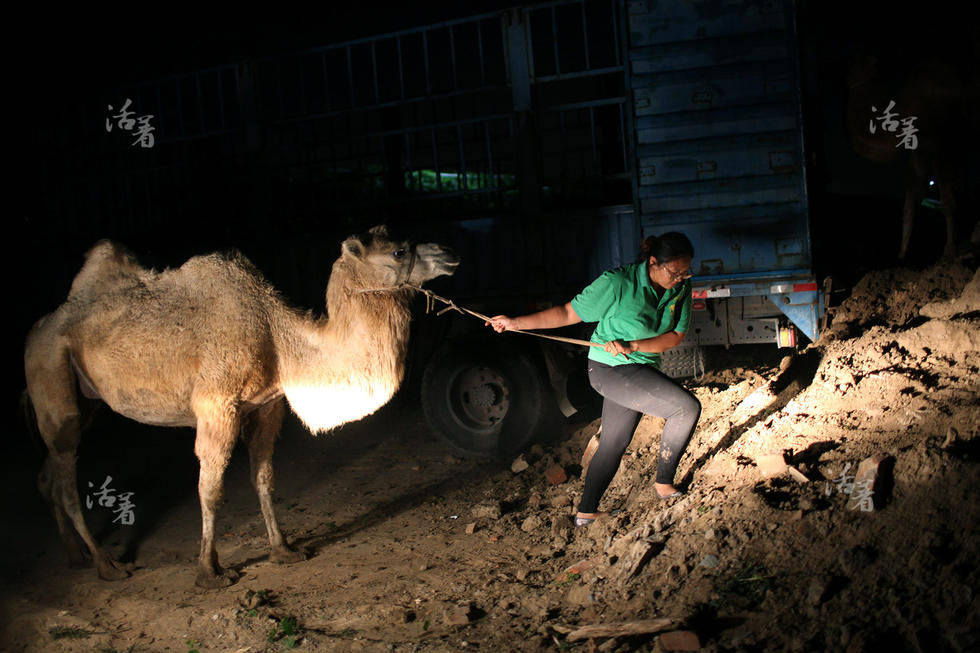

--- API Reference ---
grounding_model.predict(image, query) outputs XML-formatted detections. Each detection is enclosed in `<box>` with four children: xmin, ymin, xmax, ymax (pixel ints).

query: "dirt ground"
<box><xmin>2</xmin><ymin>256</ymin><xmax>978</xmax><ymax>652</ymax></box>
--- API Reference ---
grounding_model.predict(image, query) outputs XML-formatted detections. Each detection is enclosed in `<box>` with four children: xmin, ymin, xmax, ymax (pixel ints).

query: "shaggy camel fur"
<box><xmin>846</xmin><ymin>54</ymin><xmax>968</xmax><ymax>258</ymax></box>
<box><xmin>24</xmin><ymin>226</ymin><xmax>458</xmax><ymax>588</ymax></box>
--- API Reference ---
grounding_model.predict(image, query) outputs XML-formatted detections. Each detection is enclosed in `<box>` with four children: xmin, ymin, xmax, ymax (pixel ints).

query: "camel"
<box><xmin>846</xmin><ymin>54</ymin><xmax>968</xmax><ymax>258</ymax></box>
<box><xmin>24</xmin><ymin>225</ymin><xmax>458</xmax><ymax>588</ymax></box>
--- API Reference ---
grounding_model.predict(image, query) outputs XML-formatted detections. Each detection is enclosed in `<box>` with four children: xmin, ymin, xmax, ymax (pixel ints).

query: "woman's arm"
<box><xmin>603</xmin><ymin>330</ymin><xmax>687</xmax><ymax>357</ymax></box>
<box><xmin>487</xmin><ymin>302</ymin><xmax>582</xmax><ymax>332</ymax></box>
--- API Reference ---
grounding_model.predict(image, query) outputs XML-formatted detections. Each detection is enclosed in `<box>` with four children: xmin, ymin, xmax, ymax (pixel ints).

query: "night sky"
<box><xmin>23</xmin><ymin>2</ymin><xmax>975</xmax><ymax>205</ymax></box>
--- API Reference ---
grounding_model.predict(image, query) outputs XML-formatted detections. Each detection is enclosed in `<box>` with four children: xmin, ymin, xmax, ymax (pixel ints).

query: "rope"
<box><xmin>405</xmin><ymin>284</ymin><xmax>602</xmax><ymax>349</ymax></box>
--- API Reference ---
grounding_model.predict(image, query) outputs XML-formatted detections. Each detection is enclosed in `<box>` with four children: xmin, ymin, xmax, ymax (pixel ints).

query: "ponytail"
<box><xmin>641</xmin><ymin>232</ymin><xmax>694</xmax><ymax>263</ymax></box>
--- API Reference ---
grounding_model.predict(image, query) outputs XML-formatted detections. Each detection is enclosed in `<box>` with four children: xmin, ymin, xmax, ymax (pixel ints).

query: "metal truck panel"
<box><xmin>638</xmin><ymin>132</ymin><xmax>801</xmax><ymax>185</ymax></box>
<box><xmin>629</xmin><ymin>0</ymin><xmax>810</xmax><ymax>283</ymax></box>
<box><xmin>628</xmin><ymin>0</ymin><xmax>791</xmax><ymax>46</ymax></box>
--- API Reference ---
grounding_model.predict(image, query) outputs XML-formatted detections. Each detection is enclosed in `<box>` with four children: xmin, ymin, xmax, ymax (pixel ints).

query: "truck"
<box><xmin>28</xmin><ymin>0</ymin><xmax>823</xmax><ymax>458</ymax></box>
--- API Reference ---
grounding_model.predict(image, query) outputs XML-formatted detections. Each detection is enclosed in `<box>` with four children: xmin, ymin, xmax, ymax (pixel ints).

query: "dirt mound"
<box><xmin>825</xmin><ymin>262</ymin><xmax>975</xmax><ymax>336</ymax></box>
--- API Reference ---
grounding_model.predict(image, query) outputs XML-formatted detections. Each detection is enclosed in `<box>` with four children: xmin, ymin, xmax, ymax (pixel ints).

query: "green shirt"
<box><xmin>570</xmin><ymin>261</ymin><xmax>692</xmax><ymax>368</ymax></box>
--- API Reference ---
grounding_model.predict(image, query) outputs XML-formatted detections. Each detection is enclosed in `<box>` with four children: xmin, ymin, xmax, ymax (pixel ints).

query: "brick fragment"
<box><xmin>756</xmin><ymin>453</ymin><xmax>788</xmax><ymax>478</ymax></box>
<box><xmin>545</xmin><ymin>463</ymin><xmax>568</xmax><ymax>485</ymax></box>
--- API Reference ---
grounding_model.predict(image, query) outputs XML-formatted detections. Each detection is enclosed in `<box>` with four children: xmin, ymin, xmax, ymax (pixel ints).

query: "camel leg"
<box><xmin>193</xmin><ymin>407</ymin><xmax>240</xmax><ymax>589</ymax></box>
<box><xmin>939</xmin><ymin>180</ymin><xmax>957</xmax><ymax>258</ymax></box>
<box><xmin>900</xmin><ymin>185</ymin><xmax>923</xmax><ymax>259</ymax></box>
<box><xmin>48</xmin><ymin>449</ymin><xmax>132</xmax><ymax>581</ymax></box>
<box><xmin>241</xmin><ymin>399</ymin><xmax>305</xmax><ymax>564</ymax></box>
<box><xmin>27</xmin><ymin>348</ymin><xmax>130</xmax><ymax>580</ymax></box>
<box><xmin>37</xmin><ymin>456</ymin><xmax>89</xmax><ymax>567</ymax></box>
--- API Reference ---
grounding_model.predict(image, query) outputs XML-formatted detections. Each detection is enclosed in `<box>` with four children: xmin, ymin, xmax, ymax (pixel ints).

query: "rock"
<box><xmin>545</xmin><ymin>464</ymin><xmax>568</xmax><ymax>485</ymax></box>
<box><xmin>699</xmin><ymin>554</ymin><xmax>719</xmax><ymax>569</ymax></box>
<box><xmin>521</xmin><ymin>515</ymin><xmax>544</xmax><ymax>532</ymax></box>
<box><xmin>608</xmin><ymin>537</ymin><xmax>662</xmax><ymax>581</ymax></box>
<box><xmin>659</xmin><ymin>630</ymin><xmax>701</xmax><ymax>651</ymax></box>
<box><xmin>471</xmin><ymin>501</ymin><xmax>503</xmax><ymax>520</ymax></box>
<box><xmin>550</xmin><ymin>516</ymin><xmax>573</xmax><ymax>541</ymax></box>
<box><xmin>563</xmin><ymin>558</ymin><xmax>598</xmax><ymax>577</ymax></box>
<box><xmin>444</xmin><ymin>601</ymin><xmax>474</xmax><ymax>626</ymax></box>
<box><xmin>564</xmin><ymin>585</ymin><xmax>593</xmax><ymax>607</ymax></box>
<box><xmin>942</xmin><ymin>426</ymin><xmax>960</xmax><ymax>450</ymax></box>
<box><xmin>757</xmin><ymin>453</ymin><xmax>788</xmax><ymax>478</ymax></box>
<box><xmin>787</xmin><ymin>466</ymin><xmax>809</xmax><ymax>484</ymax></box>
<box><xmin>551</xmin><ymin>494</ymin><xmax>572</xmax><ymax>508</ymax></box>
<box><xmin>807</xmin><ymin>574</ymin><xmax>831</xmax><ymax>606</ymax></box>
<box><xmin>511</xmin><ymin>455</ymin><xmax>529</xmax><ymax>473</ymax></box>
<box><xmin>239</xmin><ymin>588</ymin><xmax>266</xmax><ymax>610</ymax></box>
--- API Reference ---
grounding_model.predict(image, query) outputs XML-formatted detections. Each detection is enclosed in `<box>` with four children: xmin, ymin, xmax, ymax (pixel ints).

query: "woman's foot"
<box><xmin>655</xmin><ymin>483</ymin><xmax>683</xmax><ymax>499</ymax></box>
<box><xmin>574</xmin><ymin>510</ymin><xmax>618</xmax><ymax>527</ymax></box>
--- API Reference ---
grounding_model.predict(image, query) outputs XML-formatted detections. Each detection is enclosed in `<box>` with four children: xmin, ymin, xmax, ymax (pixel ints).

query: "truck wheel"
<box><xmin>421</xmin><ymin>338</ymin><xmax>548</xmax><ymax>457</ymax></box>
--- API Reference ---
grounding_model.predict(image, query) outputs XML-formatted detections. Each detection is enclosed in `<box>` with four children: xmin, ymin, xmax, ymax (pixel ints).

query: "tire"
<box><xmin>421</xmin><ymin>337</ymin><xmax>550</xmax><ymax>458</ymax></box>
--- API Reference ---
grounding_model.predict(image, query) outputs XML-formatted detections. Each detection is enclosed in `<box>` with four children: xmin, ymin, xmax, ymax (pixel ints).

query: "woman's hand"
<box><xmin>603</xmin><ymin>339</ymin><xmax>636</xmax><ymax>357</ymax></box>
<box><xmin>486</xmin><ymin>315</ymin><xmax>519</xmax><ymax>333</ymax></box>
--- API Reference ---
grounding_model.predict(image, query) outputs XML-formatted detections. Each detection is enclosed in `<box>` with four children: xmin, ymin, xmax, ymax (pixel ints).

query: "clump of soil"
<box><xmin>2</xmin><ymin>260</ymin><xmax>978</xmax><ymax>652</ymax></box>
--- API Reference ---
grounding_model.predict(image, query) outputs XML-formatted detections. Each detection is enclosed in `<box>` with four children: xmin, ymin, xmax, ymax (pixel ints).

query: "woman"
<box><xmin>487</xmin><ymin>233</ymin><xmax>701</xmax><ymax>527</ymax></box>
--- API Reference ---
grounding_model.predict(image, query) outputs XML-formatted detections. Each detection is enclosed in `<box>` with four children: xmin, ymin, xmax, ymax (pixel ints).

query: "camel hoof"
<box><xmin>270</xmin><ymin>546</ymin><xmax>307</xmax><ymax>565</ymax></box>
<box><xmin>195</xmin><ymin>567</ymin><xmax>239</xmax><ymax>589</ymax></box>
<box><xmin>97</xmin><ymin>560</ymin><xmax>132</xmax><ymax>581</ymax></box>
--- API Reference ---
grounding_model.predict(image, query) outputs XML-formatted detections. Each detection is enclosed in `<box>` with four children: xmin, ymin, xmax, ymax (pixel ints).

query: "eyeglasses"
<box><xmin>660</xmin><ymin>264</ymin><xmax>693</xmax><ymax>282</ymax></box>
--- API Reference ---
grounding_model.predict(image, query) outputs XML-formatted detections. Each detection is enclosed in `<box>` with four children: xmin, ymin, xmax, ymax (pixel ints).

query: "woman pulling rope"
<box><xmin>486</xmin><ymin>233</ymin><xmax>701</xmax><ymax>527</ymax></box>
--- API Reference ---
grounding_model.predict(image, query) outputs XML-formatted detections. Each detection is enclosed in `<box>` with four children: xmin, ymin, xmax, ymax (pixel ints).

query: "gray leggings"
<box><xmin>579</xmin><ymin>360</ymin><xmax>701</xmax><ymax>513</ymax></box>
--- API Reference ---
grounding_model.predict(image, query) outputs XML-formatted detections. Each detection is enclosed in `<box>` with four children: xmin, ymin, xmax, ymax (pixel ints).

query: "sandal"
<box><xmin>656</xmin><ymin>490</ymin><xmax>684</xmax><ymax>500</ymax></box>
<box><xmin>573</xmin><ymin>508</ymin><xmax>621</xmax><ymax>528</ymax></box>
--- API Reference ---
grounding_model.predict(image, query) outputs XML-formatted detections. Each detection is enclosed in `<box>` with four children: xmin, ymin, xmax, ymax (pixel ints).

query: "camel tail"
<box><xmin>20</xmin><ymin>389</ymin><xmax>46</xmax><ymax>458</ymax></box>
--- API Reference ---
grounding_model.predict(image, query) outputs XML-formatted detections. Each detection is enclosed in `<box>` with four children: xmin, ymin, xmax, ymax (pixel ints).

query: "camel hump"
<box><xmin>178</xmin><ymin>249</ymin><xmax>277</xmax><ymax>297</ymax></box>
<box><xmin>68</xmin><ymin>240</ymin><xmax>150</xmax><ymax>299</ymax></box>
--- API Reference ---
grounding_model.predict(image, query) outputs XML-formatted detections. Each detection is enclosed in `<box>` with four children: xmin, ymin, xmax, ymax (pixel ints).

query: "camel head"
<box><xmin>337</xmin><ymin>224</ymin><xmax>459</xmax><ymax>291</ymax></box>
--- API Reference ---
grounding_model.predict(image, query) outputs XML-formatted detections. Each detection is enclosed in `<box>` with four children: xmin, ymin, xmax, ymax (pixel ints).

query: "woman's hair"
<box><xmin>640</xmin><ymin>232</ymin><xmax>694</xmax><ymax>263</ymax></box>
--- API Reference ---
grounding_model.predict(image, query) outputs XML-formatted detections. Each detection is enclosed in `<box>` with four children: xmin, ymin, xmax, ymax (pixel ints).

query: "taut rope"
<box><xmin>404</xmin><ymin>283</ymin><xmax>600</xmax><ymax>349</ymax></box>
